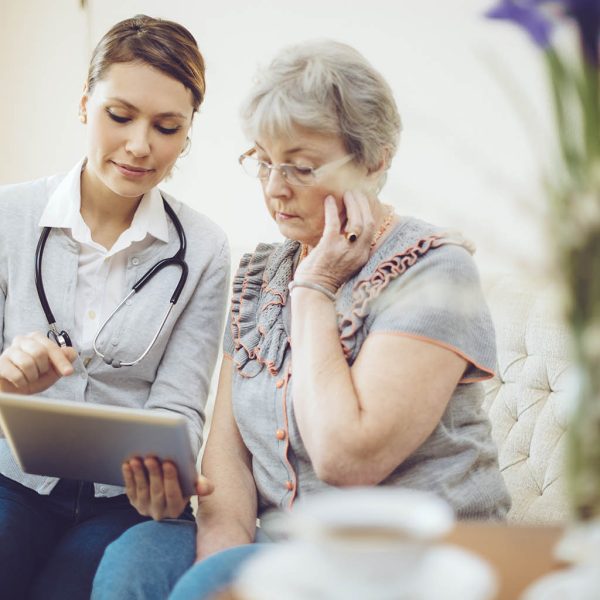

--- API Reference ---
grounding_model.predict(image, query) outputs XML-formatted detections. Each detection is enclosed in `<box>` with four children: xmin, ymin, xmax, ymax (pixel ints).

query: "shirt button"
<box><xmin>125</xmin><ymin>299</ymin><xmax>133</xmax><ymax>306</ymax></box>
<box><xmin>88</xmin><ymin>310</ymin><xmax>96</xmax><ymax>319</ymax></box>
<box><xmin>111</xmin><ymin>339</ymin><xmax>118</xmax><ymax>346</ymax></box>
<box><xmin>131</xmin><ymin>257</ymin><xmax>140</xmax><ymax>266</ymax></box>
<box><xmin>276</xmin><ymin>429</ymin><xmax>286</xmax><ymax>441</ymax></box>
<box><xmin>285</xmin><ymin>480</ymin><xmax>294</xmax><ymax>491</ymax></box>
<box><xmin>99</xmin><ymin>485</ymin><xmax>107</xmax><ymax>494</ymax></box>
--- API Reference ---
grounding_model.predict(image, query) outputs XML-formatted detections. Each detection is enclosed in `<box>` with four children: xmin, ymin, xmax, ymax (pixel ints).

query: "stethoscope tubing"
<box><xmin>35</xmin><ymin>196</ymin><xmax>188</xmax><ymax>366</ymax></box>
<box><xmin>92</xmin><ymin>289</ymin><xmax>176</xmax><ymax>368</ymax></box>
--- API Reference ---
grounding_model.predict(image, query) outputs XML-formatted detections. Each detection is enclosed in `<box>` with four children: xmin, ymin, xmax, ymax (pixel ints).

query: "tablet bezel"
<box><xmin>0</xmin><ymin>392</ymin><xmax>198</xmax><ymax>496</ymax></box>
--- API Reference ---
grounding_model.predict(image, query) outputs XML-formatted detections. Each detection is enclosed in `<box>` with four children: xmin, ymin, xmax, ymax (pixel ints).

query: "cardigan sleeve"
<box><xmin>144</xmin><ymin>230</ymin><xmax>231</xmax><ymax>456</ymax></box>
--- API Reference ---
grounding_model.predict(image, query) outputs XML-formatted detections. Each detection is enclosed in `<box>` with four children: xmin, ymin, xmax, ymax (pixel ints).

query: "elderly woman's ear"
<box><xmin>364</xmin><ymin>148</ymin><xmax>391</xmax><ymax>193</ymax></box>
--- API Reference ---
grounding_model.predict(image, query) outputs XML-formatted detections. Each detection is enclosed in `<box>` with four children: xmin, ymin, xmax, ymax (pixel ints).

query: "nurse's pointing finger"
<box><xmin>33</xmin><ymin>333</ymin><xmax>77</xmax><ymax>377</ymax></box>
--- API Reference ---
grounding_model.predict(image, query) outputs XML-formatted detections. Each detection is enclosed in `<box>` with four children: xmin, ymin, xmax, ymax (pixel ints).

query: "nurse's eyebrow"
<box><xmin>106</xmin><ymin>97</ymin><xmax>188</xmax><ymax>119</ymax></box>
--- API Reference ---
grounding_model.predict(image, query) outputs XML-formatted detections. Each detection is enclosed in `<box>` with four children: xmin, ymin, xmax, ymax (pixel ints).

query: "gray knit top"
<box><xmin>0</xmin><ymin>171</ymin><xmax>230</xmax><ymax>497</ymax></box>
<box><xmin>224</xmin><ymin>217</ymin><xmax>511</xmax><ymax>520</ymax></box>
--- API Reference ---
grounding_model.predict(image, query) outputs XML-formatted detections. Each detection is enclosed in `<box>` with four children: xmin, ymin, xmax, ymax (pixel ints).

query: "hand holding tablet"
<box><xmin>122</xmin><ymin>456</ymin><xmax>213</xmax><ymax>520</ymax></box>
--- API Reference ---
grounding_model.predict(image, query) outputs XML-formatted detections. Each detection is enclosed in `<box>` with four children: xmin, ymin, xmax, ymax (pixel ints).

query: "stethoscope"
<box><xmin>35</xmin><ymin>196</ymin><xmax>188</xmax><ymax>368</ymax></box>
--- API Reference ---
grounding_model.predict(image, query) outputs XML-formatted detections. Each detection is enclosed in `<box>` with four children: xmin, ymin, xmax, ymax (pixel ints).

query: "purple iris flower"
<box><xmin>485</xmin><ymin>1</ymin><xmax>555</xmax><ymax>47</ymax></box>
<box><xmin>486</xmin><ymin>1</ymin><xmax>599</xmax><ymax>65</ymax></box>
<box><xmin>541</xmin><ymin>0</ymin><xmax>599</xmax><ymax>66</ymax></box>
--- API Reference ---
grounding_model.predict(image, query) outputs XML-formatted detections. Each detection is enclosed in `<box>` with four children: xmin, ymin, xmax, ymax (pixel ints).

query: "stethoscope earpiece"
<box><xmin>35</xmin><ymin>196</ymin><xmax>187</xmax><ymax>367</ymax></box>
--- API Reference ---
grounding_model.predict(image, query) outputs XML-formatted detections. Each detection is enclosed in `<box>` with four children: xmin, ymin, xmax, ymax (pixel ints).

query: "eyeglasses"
<box><xmin>238</xmin><ymin>148</ymin><xmax>354</xmax><ymax>187</ymax></box>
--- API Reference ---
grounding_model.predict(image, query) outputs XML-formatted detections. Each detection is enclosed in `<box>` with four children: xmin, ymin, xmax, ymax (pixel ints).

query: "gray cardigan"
<box><xmin>0</xmin><ymin>172</ymin><xmax>230</xmax><ymax>497</ymax></box>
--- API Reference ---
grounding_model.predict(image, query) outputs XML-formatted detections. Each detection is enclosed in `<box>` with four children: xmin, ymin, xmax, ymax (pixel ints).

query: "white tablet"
<box><xmin>0</xmin><ymin>392</ymin><xmax>198</xmax><ymax>496</ymax></box>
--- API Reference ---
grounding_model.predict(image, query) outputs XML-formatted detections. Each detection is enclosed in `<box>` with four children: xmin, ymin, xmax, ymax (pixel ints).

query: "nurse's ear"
<box><xmin>78</xmin><ymin>82</ymin><xmax>89</xmax><ymax>124</ymax></box>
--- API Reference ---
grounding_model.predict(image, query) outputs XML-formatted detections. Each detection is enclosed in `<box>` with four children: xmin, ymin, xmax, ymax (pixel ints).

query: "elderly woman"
<box><xmin>93</xmin><ymin>39</ymin><xmax>510</xmax><ymax>600</ymax></box>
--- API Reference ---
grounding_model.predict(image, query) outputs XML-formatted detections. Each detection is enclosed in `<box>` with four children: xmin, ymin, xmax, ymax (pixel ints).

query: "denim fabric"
<box><xmin>91</xmin><ymin>519</ymin><xmax>197</xmax><ymax>600</ymax></box>
<box><xmin>0</xmin><ymin>472</ymin><xmax>152</xmax><ymax>600</ymax></box>
<box><xmin>169</xmin><ymin>545</ymin><xmax>264</xmax><ymax>600</ymax></box>
<box><xmin>91</xmin><ymin>524</ymin><xmax>272</xmax><ymax>600</ymax></box>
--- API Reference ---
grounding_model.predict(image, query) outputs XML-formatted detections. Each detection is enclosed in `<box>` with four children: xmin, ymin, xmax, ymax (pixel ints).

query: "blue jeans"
<box><xmin>169</xmin><ymin>544</ymin><xmax>264</xmax><ymax>600</ymax></box>
<box><xmin>92</xmin><ymin>521</ymin><xmax>269</xmax><ymax>600</ymax></box>
<box><xmin>92</xmin><ymin>519</ymin><xmax>198</xmax><ymax>600</ymax></box>
<box><xmin>0</xmin><ymin>472</ymin><xmax>152</xmax><ymax>600</ymax></box>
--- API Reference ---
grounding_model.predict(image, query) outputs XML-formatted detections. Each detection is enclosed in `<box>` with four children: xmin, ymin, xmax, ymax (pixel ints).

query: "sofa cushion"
<box><xmin>482</xmin><ymin>275</ymin><xmax>571</xmax><ymax>524</ymax></box>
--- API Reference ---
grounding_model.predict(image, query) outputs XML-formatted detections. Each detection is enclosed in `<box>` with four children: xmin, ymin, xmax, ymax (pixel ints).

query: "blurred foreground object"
<box><xmin>487</xmin><ymin>0</ymin><xmax>600</xmax><ymax>525</ymax></box>
<box><xmin>233</xmin><ymin>487</ymin><xmax>497</xmax><ymax>600</ymax></box>
<box><xmin>487</xmin><ymin>1</ymin><xmax>600</xmax><ymax>597</ymax></box>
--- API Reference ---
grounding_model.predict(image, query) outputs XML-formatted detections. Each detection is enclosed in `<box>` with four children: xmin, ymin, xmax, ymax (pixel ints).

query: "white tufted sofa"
<box><xmin>482</xmin><ymin>275</ymin><xmax>572</xmax><ymax>525</ymax></box>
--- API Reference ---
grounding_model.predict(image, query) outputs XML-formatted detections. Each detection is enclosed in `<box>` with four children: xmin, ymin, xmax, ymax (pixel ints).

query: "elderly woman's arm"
<box><xmin>290</xmin><ymin>291</ymin><xmax>467</xmax><ymax>486</ymax></box>
<box><xmin>195</xmin><ymin>357</ymin><xmax>257</xmax><ymax>561</ymax></box>
<box><xmin>289</xmin><ymin>194</ymin><xmax>468</xmax><ymax>486</ymax></box>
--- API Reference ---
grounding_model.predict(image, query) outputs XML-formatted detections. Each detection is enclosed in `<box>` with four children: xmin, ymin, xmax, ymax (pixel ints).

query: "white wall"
<box><xmin>0</xmin><ymin>0</ymin><xmax>553</xmax><ymax>275</ymax></box>
<box><xmin>0</xmin><ymin>0</ymin><xmax>88</xmax><ymax>177</ymax></box>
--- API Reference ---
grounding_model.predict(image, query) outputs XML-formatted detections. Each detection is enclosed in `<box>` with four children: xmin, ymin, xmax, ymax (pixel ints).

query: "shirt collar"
<box><xmin>129</xmin><ymin>186</ymin><xmax>170</xmax><ymax>244</ymax></box>
<box><xmin>38</xmin><ymin>158</ymin><xmax>170</xmax><ymax>246</ymax></box>
<box><xmin>39</xmin><ymin>158</ymin><xmax>86</xmax><ymax>229</ymax></box>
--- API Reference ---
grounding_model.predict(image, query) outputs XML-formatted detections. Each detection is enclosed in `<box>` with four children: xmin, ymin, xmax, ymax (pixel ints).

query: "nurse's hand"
<box><xmin>0</xmin><ymin>332</ymin><xmax>78</xmax><ymax>395</ymax></box>
<box><xmin>123</xmin><ymin>457</ymin><xmax>214</xmax><ymax>521</ymax></box>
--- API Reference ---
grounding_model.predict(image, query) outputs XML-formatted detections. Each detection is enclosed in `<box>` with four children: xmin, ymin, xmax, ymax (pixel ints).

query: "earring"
<box><xmin>180</xmin><ymin>137</ymin><xmax>191</xmax><ymax>157</ymax></box>
<box><xmin>78</xmin><ymin>111</ymin><xmax>87</xmax><ymax>124</ymax></box>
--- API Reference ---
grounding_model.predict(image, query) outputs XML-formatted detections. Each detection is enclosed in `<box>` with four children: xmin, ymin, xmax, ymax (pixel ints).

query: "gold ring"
<box><xmin>344</xmin><ymin>231</ymin><xmax>359</xmax><ymax>243</ymax></box>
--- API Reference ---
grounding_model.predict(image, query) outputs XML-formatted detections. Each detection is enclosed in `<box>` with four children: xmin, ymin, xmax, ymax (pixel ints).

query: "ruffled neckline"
<box><xmin>229</xmin><ymin>218</ymin><xmax>473</xmax><ymax>376</ymax></box>
<box><xmin>230</xmin><ymin>239</ymin><xmax>300</xmax><ymax>377</ymax></box>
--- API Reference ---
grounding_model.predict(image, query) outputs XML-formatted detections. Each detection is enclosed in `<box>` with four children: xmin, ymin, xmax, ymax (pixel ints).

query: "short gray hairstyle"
<box><xmin>240</xmin><ymin>40</ymin><xmax>402</xmax><ymax>187</ymax></box>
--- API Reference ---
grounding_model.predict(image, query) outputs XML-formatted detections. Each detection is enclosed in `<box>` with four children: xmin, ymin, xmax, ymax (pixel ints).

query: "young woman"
<box><xmin>0</xmin><ymin>15</ymin><xmax>229</xmax><ymax>600</ymax></box>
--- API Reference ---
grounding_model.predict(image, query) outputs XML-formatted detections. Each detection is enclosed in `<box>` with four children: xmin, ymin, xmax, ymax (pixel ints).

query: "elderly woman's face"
<box><xmin>255</xmin><ymin>126</ymin><xmax>366</xmax><ymax>248</ymax></box>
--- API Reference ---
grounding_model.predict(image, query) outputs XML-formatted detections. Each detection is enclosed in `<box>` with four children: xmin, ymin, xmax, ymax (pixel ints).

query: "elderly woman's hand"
<box><xmin>295</xmin><ymin>191</ymin><xmax>376</xmax><ymax>292</ymax></box>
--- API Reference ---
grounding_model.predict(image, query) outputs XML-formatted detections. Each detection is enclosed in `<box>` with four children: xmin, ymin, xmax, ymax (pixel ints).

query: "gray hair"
<box><xmin>240</xmin><ymin>40</ymin><xmax>402</xmax><ymax>189</ymax></box>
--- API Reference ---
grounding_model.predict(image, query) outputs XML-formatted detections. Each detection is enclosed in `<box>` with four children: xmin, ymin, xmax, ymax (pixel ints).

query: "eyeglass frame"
<box><xmin>238</xmin><ymin>147</ymin><xmax>354</xmax><ymax>187</ymax></box>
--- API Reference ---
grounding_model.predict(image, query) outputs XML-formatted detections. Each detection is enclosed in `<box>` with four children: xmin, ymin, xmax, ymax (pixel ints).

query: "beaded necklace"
<box><xmin>370</xmin><ymin>204</ymin><xmax>395</xmax><ymax>250</ymax></box>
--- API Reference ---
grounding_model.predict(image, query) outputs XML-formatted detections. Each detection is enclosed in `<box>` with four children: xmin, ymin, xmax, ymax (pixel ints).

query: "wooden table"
<box><xmin>216</xmin><ymin>522</ymin><xmax>566</xmax><ymax>600</ymax></box>
<box><xmin>445</xmin><ymin>522</ymin><xmax>565</xmax><ymax>599</ymax></box>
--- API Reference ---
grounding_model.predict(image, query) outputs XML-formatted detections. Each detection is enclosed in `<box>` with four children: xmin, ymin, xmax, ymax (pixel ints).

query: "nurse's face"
<box><xmin>79</xmin><ymin>61</ymin><xmax>194</xmax><ymax>201</ymax></box>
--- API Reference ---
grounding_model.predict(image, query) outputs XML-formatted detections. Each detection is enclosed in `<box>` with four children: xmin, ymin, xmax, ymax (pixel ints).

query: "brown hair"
<box><xmin>87</xmin><ymin>14</ymin><xmax>205</xmax><ymax>112</ymax></box>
